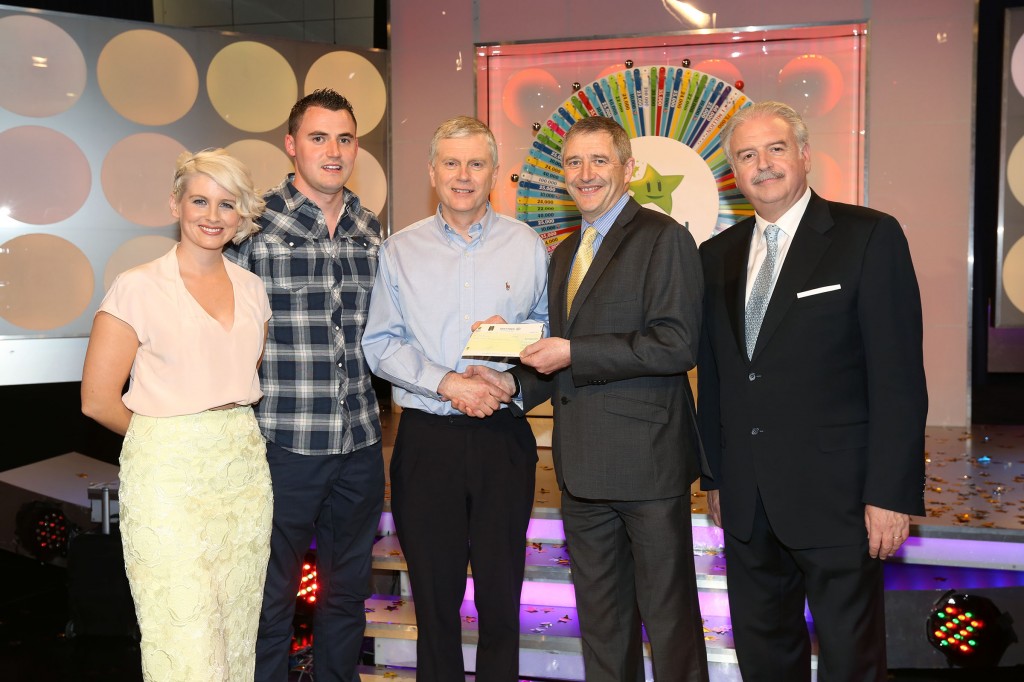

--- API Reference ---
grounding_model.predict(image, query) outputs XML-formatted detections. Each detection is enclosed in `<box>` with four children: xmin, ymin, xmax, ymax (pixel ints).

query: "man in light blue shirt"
<box><xmin>362</xmin><ymin>116</ymin><xmax>548</xmax><ymax>681</ymax></box>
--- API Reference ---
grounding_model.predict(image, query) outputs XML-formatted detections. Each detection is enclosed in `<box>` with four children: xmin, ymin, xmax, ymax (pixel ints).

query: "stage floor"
<box><xmin>690</xmin><ymin>425</ymin><xmax>1024</xmax><ymax>536</ymax></box>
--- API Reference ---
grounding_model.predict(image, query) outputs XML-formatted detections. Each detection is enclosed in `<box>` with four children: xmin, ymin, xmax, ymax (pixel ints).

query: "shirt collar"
<box><xmin>276</xmin><ymin>173</ymin><xmax>362</xmax><ymax>215</ymax></box>
<box><xmin>433</xmin><ymin>203</ymin><xmax>493</xmax><ymax>247</ymax></box>
<box><xmin>754</xmin><ymin>186</ymin><xmax>812</xmax><ymax>240</ymax></box>
<box><xmin>583</xmin><ymin>192</ymin><xmax>630</xmax><ymax>239</ymax></box>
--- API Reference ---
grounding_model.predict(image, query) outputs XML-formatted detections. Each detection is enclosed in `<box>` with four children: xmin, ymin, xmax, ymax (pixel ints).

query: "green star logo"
<box><xmin>629</xmin><ymin>164</ymin><xmax>684</xmax><ymax>214</ymax></box>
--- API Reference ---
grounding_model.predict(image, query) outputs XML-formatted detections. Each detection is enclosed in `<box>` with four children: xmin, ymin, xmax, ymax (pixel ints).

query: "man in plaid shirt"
<box><xmin>226</xmin><ymin>89</ymin><xmax>384</xmax><ymax>682</ymax></box>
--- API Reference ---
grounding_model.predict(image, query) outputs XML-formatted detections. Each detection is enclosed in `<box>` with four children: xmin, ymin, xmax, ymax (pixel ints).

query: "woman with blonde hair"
<box><xmin>82</xmin><ymin>148</ymin><xmax>272</xmax><ymax>681</ymax></box>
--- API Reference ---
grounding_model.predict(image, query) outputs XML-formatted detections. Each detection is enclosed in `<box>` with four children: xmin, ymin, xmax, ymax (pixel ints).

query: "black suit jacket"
<box><xmin>516</xmin><ymin>197</ymin><xmax>705</xmax><ymax>501</ymax></box>
<box><xmin>697</xmin><ymin>192</ymin><xmax>927</xmax><ymax>548</ymax></box>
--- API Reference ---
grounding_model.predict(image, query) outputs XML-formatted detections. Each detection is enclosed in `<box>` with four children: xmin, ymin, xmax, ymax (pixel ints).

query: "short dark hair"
<box><xmin>288</xmin><ymin>89</ymin><xmax>356</xmax><ymax>136</ymax></box>
<box><xmin>563</xmin><ymin>116</ymin><xmax>632</xmax><ymax>165</ymax></box>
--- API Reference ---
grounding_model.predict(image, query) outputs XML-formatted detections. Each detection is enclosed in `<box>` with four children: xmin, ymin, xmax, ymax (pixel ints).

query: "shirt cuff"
<box><xmin>509</xmin><ymin>371</ymin><xmax>524</xmax><ymax>411</ymax></box>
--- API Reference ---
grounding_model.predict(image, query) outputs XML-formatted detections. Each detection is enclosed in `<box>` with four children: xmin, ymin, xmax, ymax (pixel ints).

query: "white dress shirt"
<box><xmin>744</xmin><ymin>187</ymin><xmax>813</xmax><ymax>304</ymax></box>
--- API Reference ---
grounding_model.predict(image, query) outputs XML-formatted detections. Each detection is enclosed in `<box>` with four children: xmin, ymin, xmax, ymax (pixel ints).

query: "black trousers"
<box><xmin>390</xmin><ymin>409</ymin><xmax>537</xmax><ymax>682</ymax></box>
<box><xmin>724</xmin><ymin>493</ymin><xmax>886</xmax><ymax>682</ymax></box>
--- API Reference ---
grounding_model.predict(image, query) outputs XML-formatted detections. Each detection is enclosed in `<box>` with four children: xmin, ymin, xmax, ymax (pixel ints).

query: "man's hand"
<box><xmin>706</xmin><ymin>489</ymin><xmax>722</xmax><ymax>528</ymax></box>
<box><xmin>437</xmin><ymin>370</ymin><xmax>510</xmax><ymax>418</ymax></box>
<box><xmin>520</xmin><ymin>337</ymin><xmax>571</xmax><ymax>374</ymax></box>
<box><xmin>471</xmin><ymin>315</ymin><xmax>507</xmax><ymax>331</ymax></box>
<box><xmin>865</xmin><ymin>504</ymin><xmax>910</xmax><ymax>560</ymax></box>
<box><xmin>464</xmin><ymin>365</ymin><xmax>516</xmax><ymax>397</ymax></box>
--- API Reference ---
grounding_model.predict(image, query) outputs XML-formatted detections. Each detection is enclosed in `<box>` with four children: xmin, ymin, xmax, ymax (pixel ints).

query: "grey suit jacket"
<box><xmin>516</xmin><ymin>197</ymin><xmax>705</xmax><ymax>501</ymax></box>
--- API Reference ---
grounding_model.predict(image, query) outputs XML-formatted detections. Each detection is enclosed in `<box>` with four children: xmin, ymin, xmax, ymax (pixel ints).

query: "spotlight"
<box><xmin>15</xmin><ymin>501</ymin><xmax>72</xmax><ymax>562</ymax></box>
<box><xmin>926</xmin><ymin>590</ymin><xmax>1016</xmax><ymax>668</ymax></box>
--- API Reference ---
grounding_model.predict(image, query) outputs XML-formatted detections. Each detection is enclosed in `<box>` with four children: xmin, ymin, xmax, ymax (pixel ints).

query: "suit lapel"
<box><xmin>723</xmin><ymin>219</ymin><xmax>754</xmax><ymax>361</ymax></box>
<box><xmin>549</xmin><ymin>229</ymin><xmax>578</xmax><ymax>338</ymax></box>
<box><xmin>750</xmin><ymin>192</ymin><xmax>834</xmax><ymax>360</ymax></box>
<box><xmin>565</xmin><ymin>198</ymin><xmax>638</xmax><ymax>331</ymax></box>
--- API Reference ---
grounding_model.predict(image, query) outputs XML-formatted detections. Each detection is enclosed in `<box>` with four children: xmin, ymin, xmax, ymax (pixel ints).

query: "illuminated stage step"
<box><xmin>356</xmin><ymin>665</ymin><xmax>594</xmax><ymax>681</ymax></box>
<box><xmin>356</xmin><ymin>665</ymin><xmax>488</xmax><ymax>680</ymax></box>
<box><xmin>372</xmin><ymin>533</ymin><xmax>729</xmax><ymax>597</ymax></box>
<box><xmin>357</xmin><ymin>665</ymin><xmax>564</xmax><ymax>681</ymax></box>
<box><xmin>364</xmin><ymin>561</ymin><xmax>1024</xmax><ymax>678</ymax></box>
<box><xmin>364</xmin><ymin>594</ymin><xmax>801</xmax><ymax>681</ymax></box>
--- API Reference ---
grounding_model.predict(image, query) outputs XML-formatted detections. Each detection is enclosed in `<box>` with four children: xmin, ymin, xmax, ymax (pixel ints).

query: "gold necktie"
<box><xmin>566</xmin><ymin>226</ymin><xmax>598</xmax><ymax>316</ymax></box>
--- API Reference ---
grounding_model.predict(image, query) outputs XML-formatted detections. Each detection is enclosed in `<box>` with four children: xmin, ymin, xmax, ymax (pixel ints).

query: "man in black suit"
<box><xmin>697</xmin><ymin>100</ymin><xmax>928</xmax><ymax>681</ymax></box>
<box><xmin>476</xmin><ymin>116</ymin><xmax>709</xmax><ymax>681</ymax></box>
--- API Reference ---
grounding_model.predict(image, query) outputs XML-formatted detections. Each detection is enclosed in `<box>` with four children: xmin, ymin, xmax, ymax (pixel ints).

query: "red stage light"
<box><xmin>296</xmin><ymin>560</ymin><xmax>319</xmax><ymax>605</ymax></box>
<box><xmin>15</xmin><ymin>501</ymin><xmax>72</xmax><ymax>562</ymax></box>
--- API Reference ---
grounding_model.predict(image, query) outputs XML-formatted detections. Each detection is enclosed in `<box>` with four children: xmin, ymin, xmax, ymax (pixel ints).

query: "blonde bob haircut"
<box><xmin>172</xmin><ymin>148</ymin><xmax>265</xmax><ymax>244</ymax></box>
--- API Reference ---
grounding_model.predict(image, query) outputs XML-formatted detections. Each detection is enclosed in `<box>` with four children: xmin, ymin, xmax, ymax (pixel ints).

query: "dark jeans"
<box><xmin>254</xmin><ymin>440</ymin><xmax>384</xmax><ymax>682</ymax></box>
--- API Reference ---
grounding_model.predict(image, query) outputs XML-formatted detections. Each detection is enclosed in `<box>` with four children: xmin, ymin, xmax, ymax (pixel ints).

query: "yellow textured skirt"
<box><xmin>120</xmin><ymin>406</ymin><xmax>272</xmax><ymax>682</ymax></box>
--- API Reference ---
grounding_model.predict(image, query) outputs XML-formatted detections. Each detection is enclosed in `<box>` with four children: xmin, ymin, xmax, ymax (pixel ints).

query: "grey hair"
<box><xmin>429</xmin><ymin>116</ymin><xmax>498</xmax><ymax>167</ymax></box>
<box><xmin>720</xmin><ymin>101</ymin><xmax>810</xmax><ymax>167</ymax></box>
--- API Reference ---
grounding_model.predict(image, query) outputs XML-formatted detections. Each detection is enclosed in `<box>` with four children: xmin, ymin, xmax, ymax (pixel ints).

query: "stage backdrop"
<box><xmin>999</xmin><ymin>7</ymin><xmax>1024</xmax><ymax>327</ymax></box>
<box><xmin>0</xmin><ymin>5</ymin><xmax>388</xmax><ymax>385</ymax></box>
<box><xmin>477</xmin><ymin>24</ymin><xmax>865</xmax><ymax>250</ymax></box>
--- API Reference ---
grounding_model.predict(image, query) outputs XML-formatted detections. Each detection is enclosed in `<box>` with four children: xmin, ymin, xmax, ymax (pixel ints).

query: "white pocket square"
<box><xmin>797</xmin><ymin>284</ymin><xmax>841</xmax><ymax>299</ymax></box>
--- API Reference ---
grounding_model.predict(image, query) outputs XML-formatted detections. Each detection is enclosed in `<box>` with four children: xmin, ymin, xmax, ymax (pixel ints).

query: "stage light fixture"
<box><xmin>15</xmin><ymin>500</ymin><xmax>71</xmax><ymax>562</ymax></box>
<box><xmin>297</xmin><ymin>558</ymin><xmax>319</xmax><ymax>605</ymax></box>
<box><xmin>926</xmin><ymin>590</ymin><xmax>1016</xmax><ymax>668</ymax></box>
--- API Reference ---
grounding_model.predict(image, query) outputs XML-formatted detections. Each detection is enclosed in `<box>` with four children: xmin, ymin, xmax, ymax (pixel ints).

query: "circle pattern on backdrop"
<box><xmin>0</xmin><ymin>234</ymin><xmax>94</xmax><ymax>330</ymax></box>
<box><xmin>101</xmin><ymin>133</ymin><xmax>188</xmax><ymax>227</ymax></box>
<box><xmin>0</xmin><ymin>126</ymin><xmax>91</xmax><ymax>225</ymax></box>
<box><xmin>516</xmin><ymin>66</ymin><xmax>752</xmax><ymax>251</ymax></box>
<box><xmin>777</xmin><ymin>54</ymin><xmax>843</xmax><ymax>118</ymax></box>
<box><xmin>97</xmin><ymin>30</ymin><xmax>198</xmax><ymax>126</ymax></box>
<box><xmin>0</xmin><ymin>15</ymin><xmax>86</xmax><ymax>117</ymax></box>
<box><xmin>503</xmin><ymin>68</ymin><xmax>562</xmax><ymax>128</ymax></box>
<box><xmin>104</xmin><ymin>235</ymin><xmax>178</xmax><ymax>290</ymax></box>
<box><xmin>596</xmin><ymin>64</ymin><xmax>628</xmax><ymax>81</ymax></box>
<box><xmin>693</xmin><ymin>59</ymin><xmax>743</xmax><ymax>87</ymax></box>
<box><xmin>809</xmin><ymin>149</ymin><xmax>845</xmax><ymax>203</ymax></box>
<box><xmin>347</xmin><ymin>149</ymin><xmax>388</xmax><ymax>216</ymax></box>
<box><xmin>1003</xmin><ymin>236</ymin><xmax>1024</xmax><ymax>313</ymax></box>
<box><xmin>1012</xmin><ymin>34</ymin><xmax>1024</xmax><ymax>98</ymax></box>
<box><xmin>208</xmin><ymin>42</ymin><xmax>296</xmax><ymax>133</ymax></box>
<box><xmin>1006</xmin><ymin>136</ymin><xmax>1024</xmax><ymax>208</ymax></box>
<box><xmin>225</xmin><ymin>139</ymin><xmax>293</xmax><ymax>196</ymax></box>
<box><xmin>305</xmin><ymin>51</ymin><xmax>387</xmax><ymax>135</ymax></box>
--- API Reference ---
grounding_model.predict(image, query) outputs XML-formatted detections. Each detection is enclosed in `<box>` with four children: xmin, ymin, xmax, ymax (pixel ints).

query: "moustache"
<box><xmin>752</xmin><ymin>169</ymin><xmax>785</xmax><ymax>184</ymax></box>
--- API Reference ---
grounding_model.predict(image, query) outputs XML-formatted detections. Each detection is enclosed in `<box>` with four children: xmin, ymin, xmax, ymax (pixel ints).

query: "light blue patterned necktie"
<box><xmin>745</xmin><ymin>224</ymin><xmax>780</xmax><ymax>360</ymax></box>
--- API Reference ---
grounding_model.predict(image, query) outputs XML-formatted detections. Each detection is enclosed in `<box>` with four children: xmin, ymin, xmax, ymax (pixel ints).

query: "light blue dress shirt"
<box><xmin>362</xmin><ymin>204</ymin><xmax>549</xmax><ymax>415</ymax></box>
<box><xmin>579</xmin><ymin>192</ymin><xmax>631</xmax><ymax>258</ymax></box>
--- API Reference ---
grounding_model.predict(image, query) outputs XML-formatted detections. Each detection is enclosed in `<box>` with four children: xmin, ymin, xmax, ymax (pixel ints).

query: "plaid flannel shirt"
<box><xmin>226</xmin><ymin>175</ymin><xmax>382</xmax><ymax>455</ymax></box>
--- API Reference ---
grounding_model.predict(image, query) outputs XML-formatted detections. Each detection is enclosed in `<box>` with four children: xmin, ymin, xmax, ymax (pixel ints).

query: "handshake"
<box><xmin>438</xmin><ymin>316</ymin><xmax>571</xmax><ymax>418</ymax></box>
<box><xmin>437</xmin><ymin>366</ymin><xmax>515</xmax><ymax>419</ymax></box>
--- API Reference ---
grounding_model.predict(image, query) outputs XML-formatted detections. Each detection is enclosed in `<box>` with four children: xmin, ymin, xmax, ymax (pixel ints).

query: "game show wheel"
<box><xmin>516</xmin><ymin>66</ymin><xmax>754</xmax><ymax>251</ymax></box>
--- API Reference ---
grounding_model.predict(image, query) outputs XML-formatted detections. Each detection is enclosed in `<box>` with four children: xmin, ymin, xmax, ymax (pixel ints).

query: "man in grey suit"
<box><xmin>475</xmin><ymin>116</ymin><xmax>709</xmax><ymax>681</ymax></box>
<box><xmin>697</xmin><ymin>101</ymin><xmax>927</xmax><ymax>681</ymax></box>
